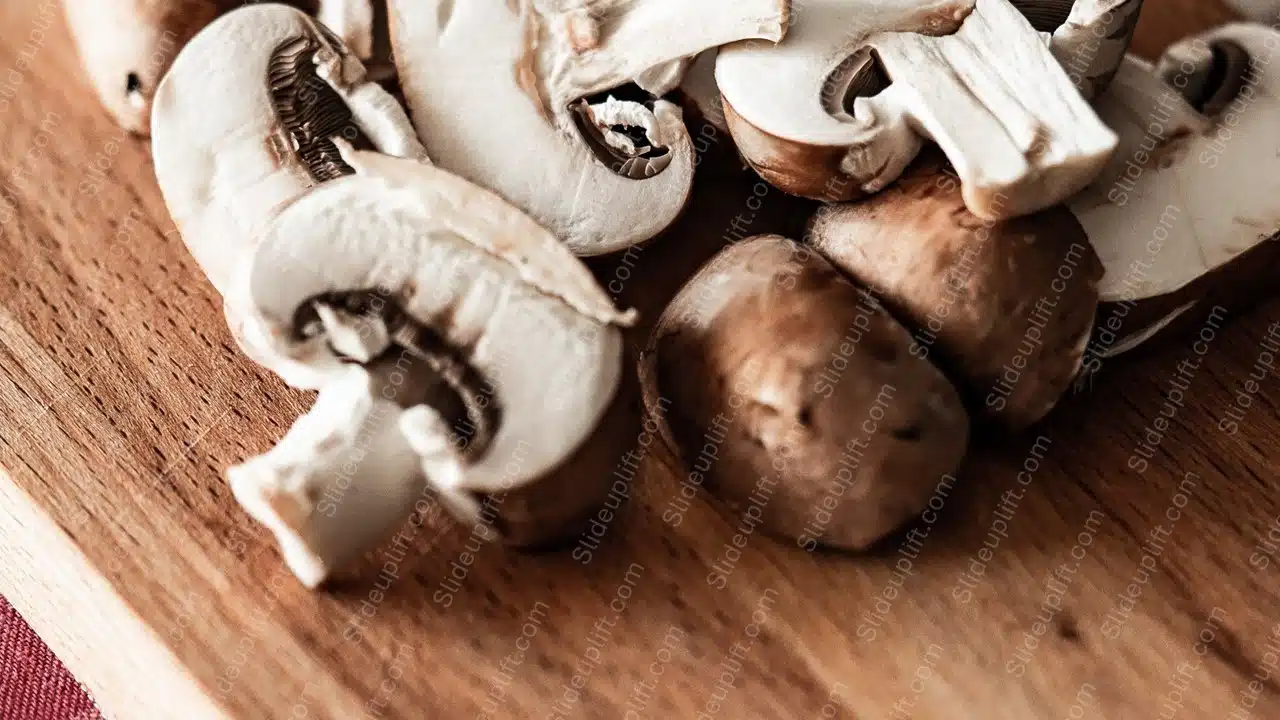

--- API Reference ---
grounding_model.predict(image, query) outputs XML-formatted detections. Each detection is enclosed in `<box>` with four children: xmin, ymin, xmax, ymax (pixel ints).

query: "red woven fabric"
<box><xmin>0</xmin><ymin>596</ymin><xmax>102</xmax><ymax>720</ymax></box>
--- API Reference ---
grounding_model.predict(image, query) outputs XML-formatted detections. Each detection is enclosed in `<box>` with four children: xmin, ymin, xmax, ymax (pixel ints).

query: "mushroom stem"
<box><xmin>313</xmin><ymin>302</ymin><xmax>391</xmax><ymax>363</ymax></box>
<box><xmin>561</xmin><ymin>0</ymin><xmax>789</xmax><ymax>99</ymax></box>
<box><xmin>868</xmin><ymin>0</ymin><xmax>1118</xmax><ymax>218</ymax></box>
<box><xmin>316</xmin><ymin>0</ymin><xmax>376</xmax><ymax>59</ymax></box>
<box><xmin>228</xmin><ymin>362</ymin><xmax>431</xmax><ymax>588</ymax></box>
<box><xmin>1047</xmin><ymin>0</ymin><xmax>1145</xmax><ymax>98</ymax></box>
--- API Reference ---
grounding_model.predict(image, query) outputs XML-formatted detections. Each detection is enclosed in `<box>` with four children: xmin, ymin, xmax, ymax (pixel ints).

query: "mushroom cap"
<box><xmin>64</xmin><ymin>0</ymin><xmax>227</xmax><ymax>135</ymax></box>
<box><xmin>235</xmin><ymin>151</ymin><xmax>630</xmax><ymax>497</ymax></box>
<box><xmin>1070</xmin><ymin>25</ymin><xmax>1280</xmax><ymax>304</ymax></box>
<box><xmin>387</xmin><ymin>0</ymin><xmax>788</xmax><ymax>255</ymax></box>
<box><xmin>810</xmin><ymin>163</ymin><xmax>1103</xmax><ymax>428</ymax></box>
<box><xmin>716</xmin><ymin>0</ymin><xmax>1117</xmax><ymax>218</ymax></box>
<box><xmin>151</xmin><ymin>3</ymin><xmax>424</xmax><ymax>296</ymax></box>
<box><xmin>640</xmin><ymin>235</ymin><xmax>969</xmax><ymax>551</ymax></box>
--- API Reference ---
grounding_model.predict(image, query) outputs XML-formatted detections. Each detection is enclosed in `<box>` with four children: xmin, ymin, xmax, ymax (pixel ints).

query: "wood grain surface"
<box><xmin>1</xmin><ymin>1</ymin><xmax>1278</xmax><ymax>718</ymax></box>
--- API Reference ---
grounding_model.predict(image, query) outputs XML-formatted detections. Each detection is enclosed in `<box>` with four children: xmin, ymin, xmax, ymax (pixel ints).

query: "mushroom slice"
<box><xmin>230</xmin><ymin>151</ymin><xmax>634</xmax><ymax>569</ymax></box>
<box><xmin>386</xmin><ymin>0</ymin><xmax>790</xmax><ymax>255</ymax></box>
<box><xmin>151</xmin><ymin>3</ymin><xmax>426</xmax><ymax>296</ymax></box>
<box><xmin>1069</xmin><ymin>25</ymin><xmax>1280</xmax><ymax>360</ymax></box>
<box><xmin>1009</xmin><ymin>0</ymin><xmax>1145</xmax><ymax>99</ymax></box>
<box><xmin>316</xmin><ymin>0</ymin><xmax>401</xmax><ymax>83</ymax></box>
<box><xmin>809</xmin><ymin>162</ymin><xmax>1104</xmax><ymax>429</ymax></box>
<box><xmin>640</xmin><ymin>235</ymin><xmax>969</xmax><ymax>551</ymax></box>
<box><xmin>716</xmin><ymin>0</ymin><xmax>1118</xmax><ymax>219</ymax></box>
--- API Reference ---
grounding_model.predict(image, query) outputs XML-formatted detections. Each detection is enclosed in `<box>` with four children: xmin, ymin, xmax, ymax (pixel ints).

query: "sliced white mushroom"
<box><xmin>151</xmin><ymin>3</ymin><xmax>426</xmax><ymax>296</ymax></box>
<box><xmin>1070</xmin><ymin>24</ymin><xmax>1280</xmax><ymax>359</ymax></box>
<box><xmin>226</xmin><ymin>151</ymin><xmax>635</xmax><ymax>580</ymax></box>
<box><xmin>716</xmin><ymin>0</ymin><xmax>1118</xmax><ymax>219</ymax></box>
<box><xmin>386</xmin><ymin>0</ymin><xmax>789</xmax><ymax>255</ymax></box>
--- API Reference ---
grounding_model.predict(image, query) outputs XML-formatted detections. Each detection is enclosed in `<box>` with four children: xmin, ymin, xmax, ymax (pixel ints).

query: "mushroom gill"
<box><xmin>1172</xmin><ymin>40</ymin><xmax>1254</xmax><ymax>117</ymax></box>
<box><xmin>571</xmin><ymin>84</ymin><xmax>674</xmax><ymax>181</ymax></box>
<box><xmin>267</xmin><ymin>31</ymin><xmax>377</xmax><ymax>182</ymax></box>
<box><xmin>294</xmin><ymin>289</ymin><xmax>503</xmax><ymax>461</ymax></box>
<box><xmin>1009</xmin><ymin>0</ymin><xmax>1075</xmax><ymax>32</ymax></box>
<box><xmin>822</xmin><ymin>48</ymin><xmax>892</xmax><ymax>122</ymax></box>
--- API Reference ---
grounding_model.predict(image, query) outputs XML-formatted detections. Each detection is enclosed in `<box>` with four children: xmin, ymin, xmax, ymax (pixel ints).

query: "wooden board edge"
<box><xmin>0</xmin><ymin>474</ymin><xmax>228</xmax><ymax>720</ymax></box>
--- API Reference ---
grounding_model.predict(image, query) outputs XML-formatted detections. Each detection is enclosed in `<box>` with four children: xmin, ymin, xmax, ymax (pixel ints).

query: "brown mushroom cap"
<box><xmin>640</xmin><ymin>235</ymin><xmax>969</xmax><ymax>551</ymax></box>
<box><xmin>809</xmin><ymin>165</ymin><xmax>1103</xmax><ymax>429</ymax></box>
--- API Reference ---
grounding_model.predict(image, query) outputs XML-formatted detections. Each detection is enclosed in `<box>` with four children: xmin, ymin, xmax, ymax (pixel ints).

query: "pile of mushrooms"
<box><xmin>75</xmin><ymin>0</ymin><xmax>1280</xmax><ymax>582</ymax></box>
<box><xmin>642</xmin><ymin>18</ymin><xmax>1280</xmax><ymax>551</ymax></box>
<box><xmin>150</xmin><ymin>4</ymin><xmax>643</xmax><ymax>586</ymax></box>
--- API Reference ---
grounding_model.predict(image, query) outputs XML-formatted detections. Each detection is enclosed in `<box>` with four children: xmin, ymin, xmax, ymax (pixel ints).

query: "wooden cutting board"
<box><xmin>1</xmin><ymin>1</ymin><xmax>1276</xmax><ymax>718</ymax></box>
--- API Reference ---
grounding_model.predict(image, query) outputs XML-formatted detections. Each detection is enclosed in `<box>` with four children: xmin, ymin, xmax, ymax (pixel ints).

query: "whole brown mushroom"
<box><xmin>809</xmin><ymin>164</ymin><xmax>1104</xmax><ymax>429</ymax></box>
<box><xmin>640</xmin><ymin>235</ymin><xmax>969</xmax><ymax>551</ymax></box>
